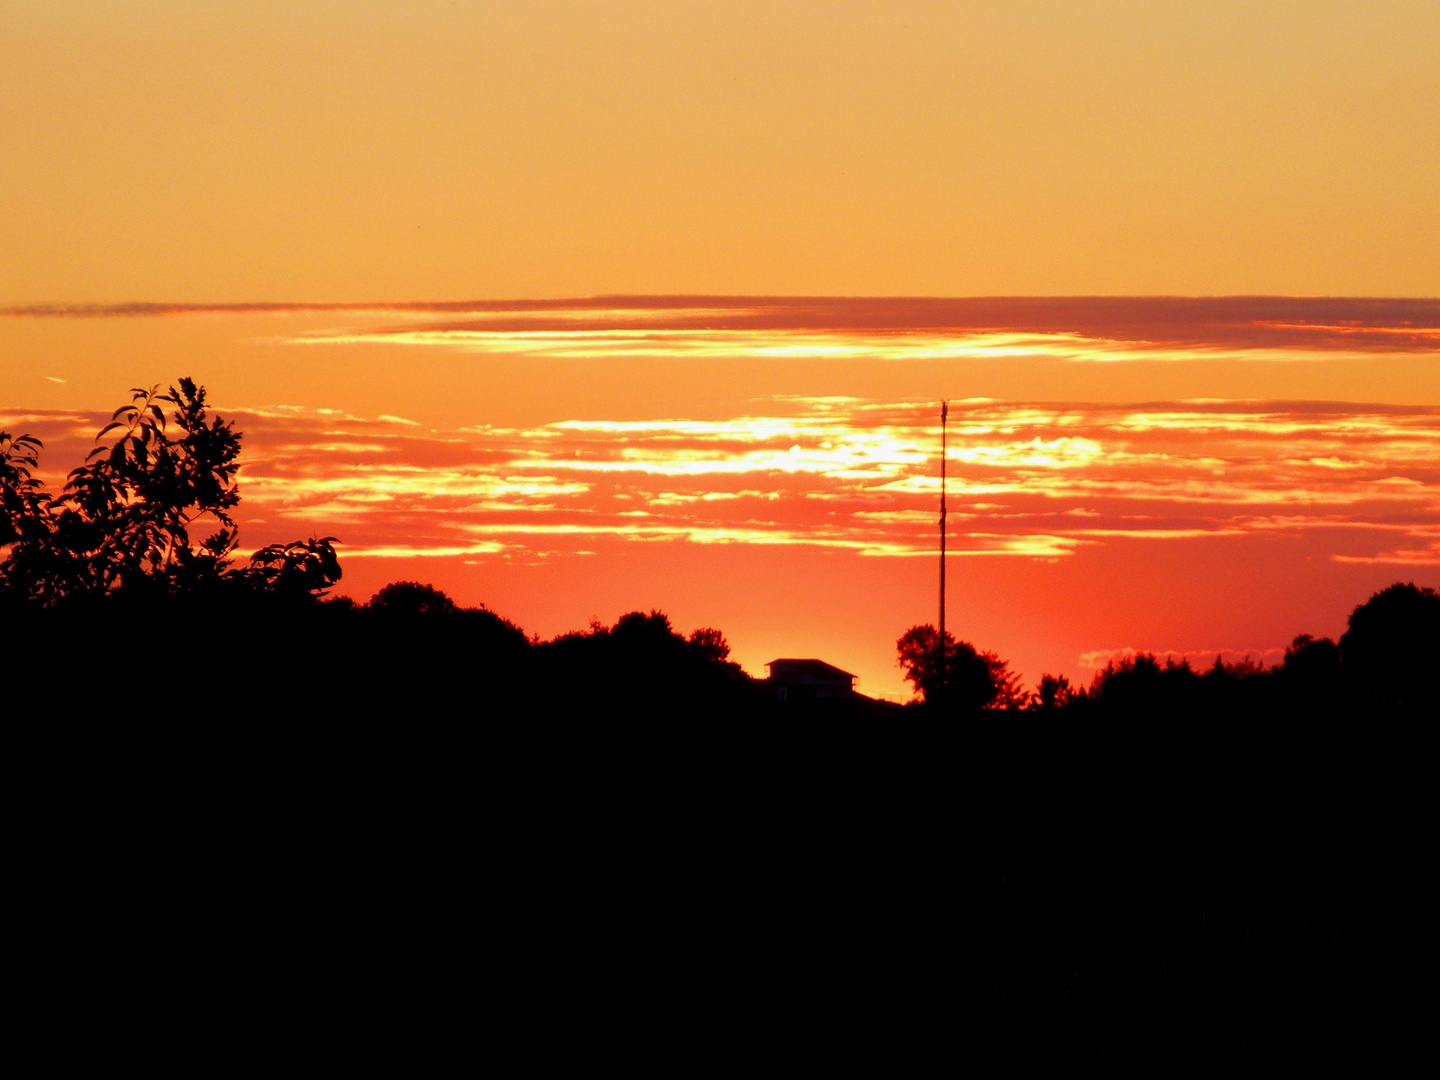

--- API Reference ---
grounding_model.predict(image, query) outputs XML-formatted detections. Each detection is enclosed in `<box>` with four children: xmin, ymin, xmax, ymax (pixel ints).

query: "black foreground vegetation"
<box><xmin>4</xmin><ymin>382</ymin><xmax>1432</xmax><ymax>1065</ymax></box>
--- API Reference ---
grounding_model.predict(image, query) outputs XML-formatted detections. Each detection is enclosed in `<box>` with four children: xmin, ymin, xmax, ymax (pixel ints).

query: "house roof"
<box><xmin>766</xmin><ymin>658</ymin><xmax>856</xmax><ymax>681</ymax></box>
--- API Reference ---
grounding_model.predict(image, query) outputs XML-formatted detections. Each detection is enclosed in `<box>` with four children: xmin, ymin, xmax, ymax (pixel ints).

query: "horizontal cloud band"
<box><xmin>6</xmin><ymin>296</ymin><xmax>1438</xmax><ymax>354</ymax></box>
<box><xmin>8</xmin><ymin>396</ymin><xmax>1438</xmax><ymax>568</ymax></box>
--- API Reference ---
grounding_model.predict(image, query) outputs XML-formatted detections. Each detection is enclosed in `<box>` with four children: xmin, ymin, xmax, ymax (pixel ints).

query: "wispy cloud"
<box><xmin>7</xmin><ymin>296</ymin><xmax>1438</xmax><ymax>355</ymax></box>
<box><xmin>10</xmin><ymin>396</ymin><xmax>1435</xmax><ymax>567</ymax></box>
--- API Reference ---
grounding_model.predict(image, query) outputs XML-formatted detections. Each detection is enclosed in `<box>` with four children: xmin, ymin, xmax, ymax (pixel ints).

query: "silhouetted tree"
<box><xmin>533</xmin><ymin>609</ymin><xmax>753</xmax><ymax>715</ymax></box>
<box><xmin>687</xmin><ymin>627</ymin><xmax>731</xmax><ymax>663</ymax></box>
<box><xmin>1207</xmin><ymin>653</ymin><xmax>1265</xmax><ymax>681</ymax></box>
<box><xmin>1085</xmin><ymin>652</ymin><xmax>1201</xmax><ymax>716</ymax></box>
<box><xmin>1273</xmin><ymin>633</ymin><xmax>1345</xmax><ymax>719</ymax></box>
<box><xmin>612</xmin><ymin>609</ymin><xmax>681</xmax><ymax>649</ymax></box>
<box><xmin>0</xmin><ymin>378</ymin><xmax>340</xmax><ymax>603</ymax></box>
<box><xmin>368</xmin><ymin>581</ymin><xmax>459</xmax><ymax>618</ymax></box>
<box><xmin>0</xmin><ymin>431</ymin><xmax>46</xmax><ymax>549</ymax></box>
<box><xmin>984</xmin><ymin>650</ymin><xmax>1026</xmax><ymax>710</ymax></box>
<box><xmin>1283</xmin><ymin>634</ymin><xmax>1341</xmax><ymax>675</ymax></box>
<box><xmin>1339</xmin><ymin>582</ymin><xmax>1440</xmax><ymax>708</ymax></box>
<box><xmin>896</xmin><ymin>624</ymin><xmax>1013</xmax><ymax>710</ymax></box>
<box><xmin>1034</xmin><ymin>673</ymin><xmax>1074</xmax><ymax>710</ymax></box>
<box><xmin>246</xmin><ymin>537</ymin><xmax>343</xmax><ymax>599</ymax></box>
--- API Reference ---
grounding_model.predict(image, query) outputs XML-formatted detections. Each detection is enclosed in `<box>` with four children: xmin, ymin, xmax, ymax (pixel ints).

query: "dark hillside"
<box><xmin>4</xmin><ymin>388</ymin><xmax>1431</xmax><ymax>1063</ymax></box>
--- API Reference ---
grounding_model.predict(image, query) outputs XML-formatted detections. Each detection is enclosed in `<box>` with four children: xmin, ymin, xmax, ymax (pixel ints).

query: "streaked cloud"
<box><xmin>8</xmin><ymin>296</ymin><xmax>1438</xmax><ymax>356</ymax></box>
<box><xmin>1331</xmin><ymin>542</ymin><xmax>1440</xmax><ymax>567</ymax></box>
<box><xmin>10</xmin><ymin>396</ymin><xmax>1434</xmax><ymax>570</ymax></box>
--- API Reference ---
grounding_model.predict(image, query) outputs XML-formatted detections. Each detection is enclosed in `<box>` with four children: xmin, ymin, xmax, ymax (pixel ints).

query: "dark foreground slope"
<box><xmin>6</xmin><ymin>592</ymin><xmax>1430</xmax><ymax>1067</ymax></box>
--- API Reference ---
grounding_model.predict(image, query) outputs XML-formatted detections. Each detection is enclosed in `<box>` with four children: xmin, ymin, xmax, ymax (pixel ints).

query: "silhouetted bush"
<box><xmin>896</xmin><ymin>624</ymin><xmax>1021</xmax><ymax>712</ymax></box>
<box><xmin>1339</xmin><ymin>582</ymin><xmax>1439</xmax><ymax>709</ymax></box>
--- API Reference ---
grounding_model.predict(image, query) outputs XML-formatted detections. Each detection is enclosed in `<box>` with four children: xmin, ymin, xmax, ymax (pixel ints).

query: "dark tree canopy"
<box><xmin>896</xmin><ymin>624</ymin><xmax>1021</xmax><ymax>711</ymax></box>
<box><xmin>0</xmin><ymin>378</ymin><xmax>340</xmax><ymax>604</ymax></box>
<box><xmin>687</xmin><ymin>627</ymin><xmax>731</xmax><ymax>664</ymax></box>
<box><xmin>368</xmin><ymin>580</ymin><xmax>460</xmax><ymax>618</ymax></box>
<box><xmin>8</xmin><ymin>379</ymin><xmax>1436</xmax><ymax>730</ymax></box>
<box><xmin>1034</xmin><ymin>673</ymin><xmax>1074</xmax><ymax>710</ymax></box>
<box><xmin>1339</xmin><ymin>582</ymin><xmax>1440</xmax><ymax>708</ymax></box>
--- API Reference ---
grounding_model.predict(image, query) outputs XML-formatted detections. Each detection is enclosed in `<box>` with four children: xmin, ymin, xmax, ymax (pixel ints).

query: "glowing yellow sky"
<box><xmin>4</xmin><ymin>298</ymin><xmax>1438</xmax><ymax>700</ymax></box>
<box><xmin>3</xmin><ymin>1</ymin><xmax>1438</xmax><ymax>302</ymax></box>
<box><xmin>3</xmin><ymin>4</ymin><xmax>1438</xmax><ymax>701</ymax></box>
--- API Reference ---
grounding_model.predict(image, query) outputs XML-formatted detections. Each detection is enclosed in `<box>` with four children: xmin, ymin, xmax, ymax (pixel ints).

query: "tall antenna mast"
<box><xmin>939</xmin><ymin>400</ymin><xmax>948</xmax><ymax>650</ymax></box>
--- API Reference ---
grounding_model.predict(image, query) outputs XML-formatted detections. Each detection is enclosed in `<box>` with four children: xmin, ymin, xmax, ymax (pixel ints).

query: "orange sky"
<box><xmin>4</xmin><ymin>298</ymin><xmax>1438</xmax><ymax>700</ymax></box>
<box><xmin>2</xmin><ymin>5</ymin><xmax>1437</xmax><ymax>699</ymax></box>
<box><xmin>3</xmin><ymin>2</ymin><xmax>1437</xmax><ymax>300</ymax></box>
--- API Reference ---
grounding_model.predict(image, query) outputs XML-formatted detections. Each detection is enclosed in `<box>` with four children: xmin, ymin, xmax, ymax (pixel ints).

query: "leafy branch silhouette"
<box><xmin>0</xmin><ymin>377</ymin><xmax>339</xmax><ymax>603</ymax></box>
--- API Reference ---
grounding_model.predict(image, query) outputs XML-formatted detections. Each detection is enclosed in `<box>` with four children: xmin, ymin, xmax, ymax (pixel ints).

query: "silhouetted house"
<box><xmin>766</xmin><ymin>659</ymin><xmax>857</xmax><ymax>701</ymax></box>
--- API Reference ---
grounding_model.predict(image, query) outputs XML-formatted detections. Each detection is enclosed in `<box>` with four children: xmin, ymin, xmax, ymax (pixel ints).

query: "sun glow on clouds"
<box><xmin>7</xmin><ymin>297</ymin><xmax>1439</xmax><ymax>696</ymax></box>
<box><xmin>13</xmin><ymin>395</ymin><xmax>1438</xmax><ymax>573</ymax></box>
<box><xmin>291</xmin><ymin>325</ymin><xmax>1440</xmax><ymax>366</ymax></box>
<box><xmin>298</xmin><ymin>327</ymin><xmax>1137</xmax><ymax>363</ymax></box>
<box><xmin>174</xmin><ymin>398</ymin><xmax>1440</xmax><ymax>571</ymax></box>
<box><xmin>251</xmin><ymin>295</ymin><xmax>1440</xmax><ymax>364</ymax></box>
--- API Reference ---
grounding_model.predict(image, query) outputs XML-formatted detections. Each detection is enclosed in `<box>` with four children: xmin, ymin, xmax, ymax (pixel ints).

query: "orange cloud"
<box><xmin>14</xmin><ymin>396</ymin><xmax>1437</xmax><ymax>569</ymax></box>
<box><xmin>9</xmin><ymin>296</ymin><xmax>1438</xmax><ymax>353</ymax></box>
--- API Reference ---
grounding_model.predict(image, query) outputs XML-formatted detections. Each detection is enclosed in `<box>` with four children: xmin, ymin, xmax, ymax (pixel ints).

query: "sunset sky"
<box><xmin>3</xmin><ymin>4</ymin><xmax>1437</xmax><ymax>699</ymax></box>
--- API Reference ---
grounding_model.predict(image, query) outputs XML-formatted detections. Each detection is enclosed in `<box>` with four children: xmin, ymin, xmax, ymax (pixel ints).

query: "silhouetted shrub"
<box><xmin>1339</xmin><ymin>582</ymin><xmax>1439</xmax><ymax>709</ymax></box>
<box><xmin>368</xmin><ymin>580</ymin><xmax>459</xmax><ymax>618</ymax></box>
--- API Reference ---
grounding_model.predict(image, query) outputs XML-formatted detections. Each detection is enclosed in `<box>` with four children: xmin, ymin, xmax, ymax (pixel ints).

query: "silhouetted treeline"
<box><xmin>1</xmin><ymin>581</ymin><xmax>761</xmax><ymax>720</ymax></box>
<box><xmin>5</xmin><ymin>384</ymin><xmax>1432</xmax><ymax>1063</ymax></box>
<box><xmin>10</xmin><ymin>577</ymin><xmax>1432</xmax><ymax>724</ymax></box>
<box><xmin>7</xmin><ymin>578</ymin><xmax>1431</xmax><ymax>1064</ymax></box>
